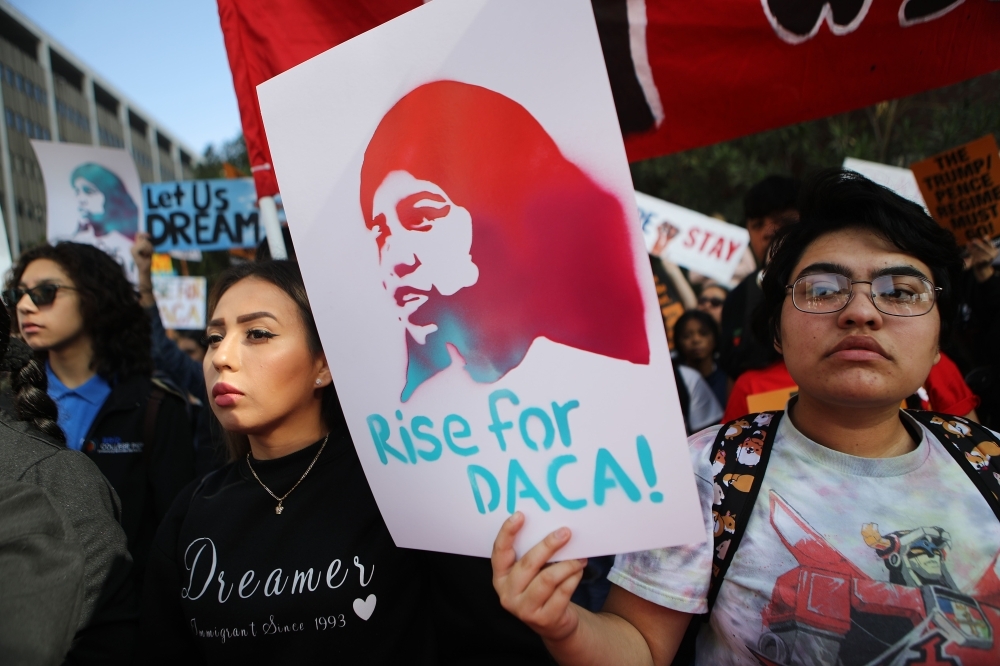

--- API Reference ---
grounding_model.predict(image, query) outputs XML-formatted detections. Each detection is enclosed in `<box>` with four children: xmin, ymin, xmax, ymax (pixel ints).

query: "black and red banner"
<box><xmin>218</xmin><ymin>0</ymin><xmax>1000</xmax><ymax>197</ymax></box>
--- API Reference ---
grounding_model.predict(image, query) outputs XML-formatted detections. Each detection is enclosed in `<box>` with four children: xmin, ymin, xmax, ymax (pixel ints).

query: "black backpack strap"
<box><xmin>671</xmin><ymin>411</ymin><xmax>783</xmax><ymax>666</ymax></box>
<box><xmin>705</xmin><ymin>411</ymin><xmax>782</xmax><ymax>608</ymax></box>
<box><xmin>906</xmin><ymin>410</ymin><xmax>1000</xmax><ymax>521</ymax></box>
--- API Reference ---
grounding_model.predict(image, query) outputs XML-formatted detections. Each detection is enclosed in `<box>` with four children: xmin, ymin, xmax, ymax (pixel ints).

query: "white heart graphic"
<box><xmin>353</xmin><ymin>594</ymin><xmax>376</xmax><ymax>621</ymax></box>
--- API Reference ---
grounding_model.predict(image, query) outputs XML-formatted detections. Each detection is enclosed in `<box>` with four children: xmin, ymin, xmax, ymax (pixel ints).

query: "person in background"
<box><xmin>173</xmin><ymin>330</ymin><xmax>207</xmax><ymax>364</ymax></box>
<box><xmin>696</xmin><ymin>282</ymin><xmax>728</xmax><ymax>326</ymax></box>
<box><xmin>132</xmin><ymin>233</ymin><xmax>224</xmax><ymax>476</ymax></box>
<box><xmin>649</xmin><ymin>223</ymin><xmax>698</xmax><ymax>349</ymax></box>
<box><xmin>718</xmin><ymin>175</ymin><xmax>800</xmax><ymax>380</ymax></box>
<box><xmin>0</xmin><ymin>300</ymin><xmax>137</xmax><ymax>664</ymax></box>
<box><xmin>140</xmin><ymin>260</ymin><xmax>434</xmax><ymax>664</ymax></box>
<box><xmin>674</xmin><ymin>310</ymin><xmax>728</xmax><ymax>410</ymax></box>
<box><xmin>6</xmin><ymin>242</ymin><xmax>195</xmax><ymax>592</ymax></box>
<box><xmin>950</xmin><ymin>235</ymin><xmax>1000</xmax><ymax>428</ymax></box>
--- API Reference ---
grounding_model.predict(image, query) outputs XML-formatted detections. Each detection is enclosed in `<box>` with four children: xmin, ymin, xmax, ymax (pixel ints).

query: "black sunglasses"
<box><xmin>3</xmin><ymin>284</ymin><xmax>77</xmax><ymax>307</ymax></box>
<box><xmin>698</xmin><ymin>296</ymin><xmax>725</xmax><ymax>308</ymax></box>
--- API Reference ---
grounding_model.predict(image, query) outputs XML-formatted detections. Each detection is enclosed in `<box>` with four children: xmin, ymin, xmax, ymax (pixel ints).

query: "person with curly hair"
<box><xmin>5</xmin><ymin>241</ymin><xmax>195</xmax><ymax>592</ymax></box>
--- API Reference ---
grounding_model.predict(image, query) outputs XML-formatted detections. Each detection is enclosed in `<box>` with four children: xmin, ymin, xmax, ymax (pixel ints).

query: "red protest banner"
<box><xmin>911</xmin><ymin>135</ymin><xmax>1000</xmax><ymax>244</ymax></box>
<box><xmin>218</xmin><ymin>0</ymin><xmax>1000</xmax><ymax>197</ymax></box>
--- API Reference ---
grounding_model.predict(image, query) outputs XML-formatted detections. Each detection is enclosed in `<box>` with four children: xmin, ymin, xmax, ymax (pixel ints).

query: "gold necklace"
<box><xmin>246</xmin><ymin>433</ymin><xmax>329</xmax><ymax>515</ymax></box>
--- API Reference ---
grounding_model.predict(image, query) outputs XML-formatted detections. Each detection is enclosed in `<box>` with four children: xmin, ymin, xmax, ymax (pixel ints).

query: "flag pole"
<box><xmin>258</xmin><ymin>195</ymin><xmax>287</xmax><ymax>259</ymax></box>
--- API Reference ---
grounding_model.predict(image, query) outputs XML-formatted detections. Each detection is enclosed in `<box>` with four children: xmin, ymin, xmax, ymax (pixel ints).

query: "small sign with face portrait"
<box><xmin>258</xmin><ymin>0</ymin><xmax>703</xmax><ymax>559</ymax></box>
<box><xmin>31</xmin><ymin>141</ymin><xmax>144</xmax><ymax>283</ymax></box>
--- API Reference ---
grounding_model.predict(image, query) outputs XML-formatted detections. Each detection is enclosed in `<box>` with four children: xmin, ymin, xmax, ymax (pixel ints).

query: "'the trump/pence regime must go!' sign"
<box><xmin>911</xmin><ymin>134</ymin><xmax>1000</xmax><ymax>246</ymax></box>
<box><xmin>257</xmin><ymin>0</ymin><xmax>703</xmax><ymax>559</ymax></box>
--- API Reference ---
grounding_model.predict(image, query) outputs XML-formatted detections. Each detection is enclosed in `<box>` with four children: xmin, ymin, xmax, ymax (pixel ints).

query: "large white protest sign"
<box><xmin>843</xmin><ymin>158</ymin><xmax>928</xmax><ymax>210</ymax></box>
<box><xmin>258</xmin><ymin>0</ymin><xmax>702</xmax><ymax>559</ymax></box>
<box><xmin>636</xmin><ymin>191</ymin><xmax>750</xmax><ymax>285</ymax></box>
<box><xmin>31</xmin><ymin>141</ymin><xmax>143</xmax><ymax>282</ymax></box>
<box><xmin>152</xmin><ymin>276</ymin><xmax>207</xmax><ymax>329</ymax></box>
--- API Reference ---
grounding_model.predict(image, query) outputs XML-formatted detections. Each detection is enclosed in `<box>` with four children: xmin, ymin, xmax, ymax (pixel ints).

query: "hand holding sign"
<box><xmin>491</xmin><ymin>514</ymin><xmax>586</xmax><ymax>640</ymax></box>
<box><xmin>967</xmin><ymin>235</ymin><xmax>998</xmax><ymax>283</ymax></box>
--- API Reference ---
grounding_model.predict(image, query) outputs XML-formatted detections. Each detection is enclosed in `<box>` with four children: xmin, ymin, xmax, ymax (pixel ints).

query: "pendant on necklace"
<box><xmin>275</xmin><ymin>503</ymin><xmax>284</xmax><ymax>515</ymax></box>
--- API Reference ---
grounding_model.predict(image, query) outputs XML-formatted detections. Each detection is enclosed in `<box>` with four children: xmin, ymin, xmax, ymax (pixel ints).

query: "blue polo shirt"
<box><xmin>46</xmin><ymin>363</ymin><xmax>112</xmax><ymax>451</ymax></box>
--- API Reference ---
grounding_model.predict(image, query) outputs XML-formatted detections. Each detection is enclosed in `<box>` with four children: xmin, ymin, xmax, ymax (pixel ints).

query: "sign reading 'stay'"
<box><xmin>636</xmin><ymin>191</ymin><xmax>750</xmax><ymax>286</ymax></box>
<box><xmin>257</xmin><ymin>0</ymin><xmax>703</xmax><ymax>559</ymax></box>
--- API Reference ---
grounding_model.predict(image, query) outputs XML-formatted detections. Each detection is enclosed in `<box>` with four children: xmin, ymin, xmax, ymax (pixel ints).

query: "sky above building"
<box><xmin>8</xmin><ymin>0</ymin><xmax>241</xmax><ymax>155</ymax></box>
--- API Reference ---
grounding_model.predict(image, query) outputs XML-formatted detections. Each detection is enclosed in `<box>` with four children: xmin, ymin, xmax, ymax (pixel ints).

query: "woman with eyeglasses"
<box><xmin>489</xmin><ymin>170</ymin><xmax>1000</xmax><ymax>666</ymax></box>
<box><xmin>5</xmin><ymin>242</ymin><xmax>195</xmax><ymax>593</ymax></box>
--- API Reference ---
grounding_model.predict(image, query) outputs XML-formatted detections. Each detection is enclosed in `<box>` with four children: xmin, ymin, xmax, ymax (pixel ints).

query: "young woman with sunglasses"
<box><xmin>6</xmin><ymin>242</ymin><xmax>195</xmax><ymax>592</ymax></box>
<box><xmin>490</xmin><ymin>170</ymin><xmax>1000</xmax><ymax>665</ymax></box>
<box><xmin>139</xmin><ymin>261</ymin><xmax>433</xmax><ymax>664</ymax></box>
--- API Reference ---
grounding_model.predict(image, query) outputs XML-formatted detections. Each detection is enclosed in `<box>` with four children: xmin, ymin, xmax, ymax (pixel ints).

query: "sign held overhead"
<box><xmin>911</xmin><ymin>135</ymin><xmax>1000</xmax><ymax>246</ymax></box>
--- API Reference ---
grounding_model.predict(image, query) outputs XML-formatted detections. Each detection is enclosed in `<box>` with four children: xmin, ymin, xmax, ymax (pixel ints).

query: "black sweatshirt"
<box><xmin>140</xmin><ymin>431</ymin><xmax>434</xmax><ymax>665</ymax></box>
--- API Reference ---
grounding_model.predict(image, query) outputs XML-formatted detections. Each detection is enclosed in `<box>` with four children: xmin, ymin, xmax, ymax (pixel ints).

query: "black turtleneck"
<box><xmin>139</xmin><ymin>430</ymin><xmax>434</xmax><ymax>664</ymax></box>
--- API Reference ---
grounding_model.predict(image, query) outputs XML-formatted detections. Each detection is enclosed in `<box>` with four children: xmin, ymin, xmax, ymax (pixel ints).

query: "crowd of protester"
<box><xmin>0</xmin><ymin>166</ymin><xmax>997</xmax><ymax>664</ymax></box>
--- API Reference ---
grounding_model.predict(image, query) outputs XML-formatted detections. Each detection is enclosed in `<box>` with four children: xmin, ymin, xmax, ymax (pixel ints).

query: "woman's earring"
<box><xmin>315</xmin><ymin>379</ymin><xmax>323</xmax><ymax>386</ymax></box>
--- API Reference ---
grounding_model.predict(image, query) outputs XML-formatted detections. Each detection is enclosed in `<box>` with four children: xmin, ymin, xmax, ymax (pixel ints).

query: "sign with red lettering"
<box><xmin>636</xmin><ymin>191</ymin><xmax>750</xmax><ymax>285</ymax></box>
<box><xmin>910</xmin><ymin>135</ymin><xmax>1000</xmax><ymax>246</ymax></box>
<box><xmin>152</xmin><ymin>275</ymin><xmax>207</xmax><ymax>329</ymax></box>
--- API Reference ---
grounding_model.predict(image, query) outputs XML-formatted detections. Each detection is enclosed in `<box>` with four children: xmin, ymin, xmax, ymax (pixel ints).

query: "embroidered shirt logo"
<box><xmin>85</xmin><ymin>437</ymin><xmax>144</xmax><ymax>454</ymax></box>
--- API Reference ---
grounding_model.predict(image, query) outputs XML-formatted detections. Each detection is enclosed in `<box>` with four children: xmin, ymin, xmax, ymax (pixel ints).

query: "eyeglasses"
<box><xmin>786</xmin><ymin>273</ymin><xmax>940</xmax><ymax>317</ymax></box>
<box><xmin>698</xmin><ymin>296</ymin><xmax>725</xmax><ymax>308</ymax></box>
<box><xmin>3</xmin><ymin>284</ymin><xmax>77</xmax><ymax>307</ymax></box>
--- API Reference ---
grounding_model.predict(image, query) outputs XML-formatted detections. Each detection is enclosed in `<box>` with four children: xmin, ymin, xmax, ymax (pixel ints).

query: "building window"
<box><xmin>5</xmin><ymin>107</ymin><xmax>52</xmax><ymax>141</ymax></box>
<box><xmin>56</xmin><ymin>99</ymin><xmax>90</xmax><ymax>133</ymax></box>
<box><xmin>98</xmin><ymin>125</ymin><xmax>124</xmax><ymax>149</ymax></box>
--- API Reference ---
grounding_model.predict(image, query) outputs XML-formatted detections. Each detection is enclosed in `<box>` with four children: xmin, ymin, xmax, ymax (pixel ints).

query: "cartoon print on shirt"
<box><xmin>712</xmin><ymin>510</ymin><xmax>736</xmax><ymax>538</ymax></box>
<box><xmin>711</xmin><ymin>449</ymin><xmax>726</xmax><ymax>477</ymax></box>
<box><xmin>736</xmin><ymin>432</ymin><xmax>765</xmax><ymax>467</ymax></box>
<box><xmin>965</xmin><ymin>440</ymin><xmax>1000</xmax><ymax>471</ymax></box>
<box><xmin>713</xmin><ymin>481</ymin><xmax>725</xmax><ymax>506</ymax></box>
<box><xmin>748</xmin><ymin>491</ymin><xmax>1000</xmax><ymax>666</ymax></box>
<box><xmin>754</xmin><ymin>413</ymin><xmax>774</xmax><ymax>428</ymax></box>
<box><xmin>930</xmin><ymin>415</ymin><xmax>973</xmax><ymax>438</ymax></box>
<box><xmin>725</xmin><ymin>419</ymin><xmax>751</xmax><ymax>440</ymax></box>
<box><xmin>721</xmin><ymin>472</ymin><xmax>754</xmax><ymax>493</ymax></box>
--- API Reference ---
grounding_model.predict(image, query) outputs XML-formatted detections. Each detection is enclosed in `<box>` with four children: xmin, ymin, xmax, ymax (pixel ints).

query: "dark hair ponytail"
<box><xmin>0</xmin><ymin>301</ymin><xmax>65</xmax><ymax>444</ymax></box>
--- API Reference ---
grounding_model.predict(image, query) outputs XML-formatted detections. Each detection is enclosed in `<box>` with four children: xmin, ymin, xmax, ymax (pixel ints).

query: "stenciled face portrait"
<box><xmin>74</xmin><ymin>177</ymin><xmax>106</xmax><ymax>223</ymax></box>
<box><xmin>369</xmin><ymin>170</ymin><xmax>479</xmax><ymax>345</ymax></box>
<box><xmin>360</xmin><ymin>81</ymin><xmax>649</xmax><ymax>402</ymax></box>
<box><xmin>68</xmin><ymin>163</ymin><xmax>139</xmax><ymax>239</ymax></box>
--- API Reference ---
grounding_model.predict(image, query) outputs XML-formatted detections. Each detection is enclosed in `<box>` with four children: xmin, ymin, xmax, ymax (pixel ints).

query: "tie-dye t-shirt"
<box><xmin>609</xmin><ymin>412</ymin><xmax>1000</xmax><ymax>665</ymax></box>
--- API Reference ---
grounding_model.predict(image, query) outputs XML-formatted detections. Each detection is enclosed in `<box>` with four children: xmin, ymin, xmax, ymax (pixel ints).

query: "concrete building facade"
<box><xmin>0</xmin><ymin>2</ymin><xmax>196</xmax><ymax>255</ymax></box>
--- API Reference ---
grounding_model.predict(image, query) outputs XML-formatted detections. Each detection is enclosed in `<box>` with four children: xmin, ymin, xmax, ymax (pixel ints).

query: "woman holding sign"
<box><xmin>139</xmin><ymin>261</ymin><xmax>434</xmax><ymax>664</ymax></box>
<box><xmin>492</xmin><ymin>170</ymin><xmax>1000</xmax><ymax>665</ymax></box>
